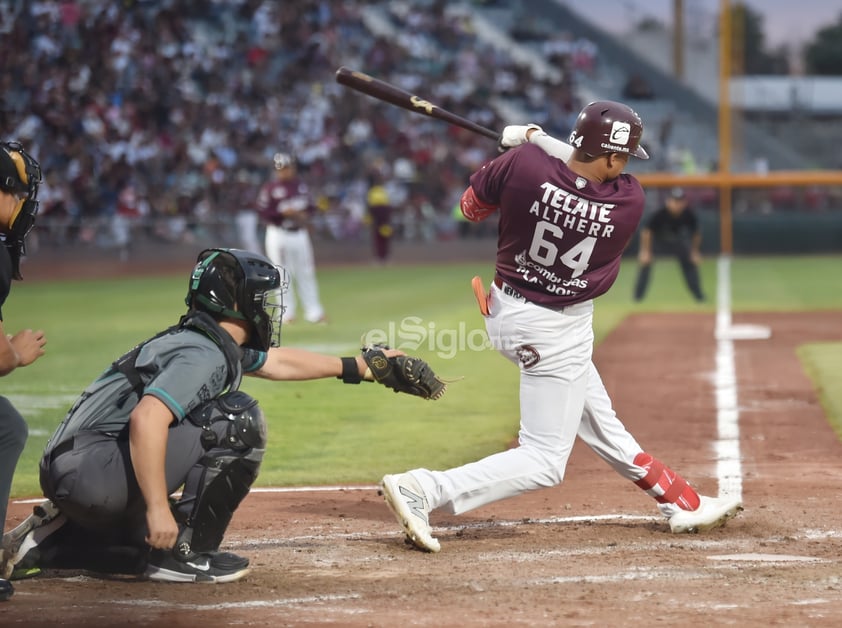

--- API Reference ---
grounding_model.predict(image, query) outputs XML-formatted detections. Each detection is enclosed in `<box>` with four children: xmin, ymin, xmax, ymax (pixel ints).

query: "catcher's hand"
<box><xmin>362</xmin><ymin>345</ymin><xmax>447</xmax><ymax>400</ymax></box>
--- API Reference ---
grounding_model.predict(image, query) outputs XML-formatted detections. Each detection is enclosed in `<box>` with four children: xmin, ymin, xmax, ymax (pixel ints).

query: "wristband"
<box><xmin>338</xmin><ymin>356</ymin><xmax>362</xmax><ymax>384</ymax></box>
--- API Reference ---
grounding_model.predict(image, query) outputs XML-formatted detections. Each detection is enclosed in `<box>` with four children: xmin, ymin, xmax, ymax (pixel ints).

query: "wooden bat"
<box><xmin>335</xmin><ymin>66</ymin><xmax>499</xmax><ymax>141</ymax></box>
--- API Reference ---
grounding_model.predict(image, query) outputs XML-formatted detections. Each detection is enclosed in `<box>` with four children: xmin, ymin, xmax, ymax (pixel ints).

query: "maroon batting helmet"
<box><xmin>568</xmin><ymin>100</ymin><xmax>649</xmax><ymax>160</ymax></box>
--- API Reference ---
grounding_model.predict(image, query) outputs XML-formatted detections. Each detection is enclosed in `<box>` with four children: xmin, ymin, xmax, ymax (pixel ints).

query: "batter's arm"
<box><xmin>499</xmin><ymin>124</ymin><xmax>574</xmax><ymax>162</ymax></box>
<box><xmin>526</xmin><ymin>127</ymin><xmax>574</xmax><ymax>162</ymax></box>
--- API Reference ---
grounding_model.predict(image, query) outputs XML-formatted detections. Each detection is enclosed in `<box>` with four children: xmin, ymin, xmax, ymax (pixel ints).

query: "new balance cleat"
<box><xmin>145</xmin><ymin>549</ymin><xmax>250</xmax><ymax>583</ymax></box>
<box><xmin>669</xmin><ymin>495</ymin><xmax>743</xmax><ymax>533</ymax></box>
<box><xmin>1</xmin><ymin>500</ymin><xmax>65</xmax><ymax>579</ymax></box>
<box><xmin>380</xmin><ymin>473</ymin><xmax>440</xmax><ymax>553</ymax></box>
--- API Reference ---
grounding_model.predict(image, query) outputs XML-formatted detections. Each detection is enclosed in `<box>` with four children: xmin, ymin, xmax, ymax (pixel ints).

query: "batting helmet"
<box><xmin>186</xmin><ymin>248</ymin><xmax>288</xmax><ymax>351</ymax></box>
<box><xmin>568</xmin><ymin>101</ymin><xmax>649</xmax><ymax>160</ymax></box>
<box><xmin>273</xmin><ymin>152</ymin><xmax>295</xmax><ymax>170</ymax></box>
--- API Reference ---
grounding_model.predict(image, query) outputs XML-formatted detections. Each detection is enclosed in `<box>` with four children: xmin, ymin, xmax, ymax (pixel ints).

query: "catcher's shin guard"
<box><xmin>633</xmin><ymin>453</ymin><xmax>700</xmax><ymax>511</ymax></box>
<box><xmin>176</xmin><ymin>392</ymin><xmax>267</xmax><ymax>553</ymax></box>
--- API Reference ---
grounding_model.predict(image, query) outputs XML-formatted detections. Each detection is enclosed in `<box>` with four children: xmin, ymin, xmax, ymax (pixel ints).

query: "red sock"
<box><xmin>633</xmin><ymin>453</ymin><xmax>701</xmax><ymax>511</ymax></box>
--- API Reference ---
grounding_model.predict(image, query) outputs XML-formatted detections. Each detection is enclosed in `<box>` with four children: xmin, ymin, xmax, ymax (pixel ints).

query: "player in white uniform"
<box><xmin>257</xmin><ymin>153</ymin><xmax>326</xmax><ymax>324</ymax></box>
<box><xmin>380</xmin><ymin>102</ymin><xmax>743</xmax><ymax>552</ymax></box>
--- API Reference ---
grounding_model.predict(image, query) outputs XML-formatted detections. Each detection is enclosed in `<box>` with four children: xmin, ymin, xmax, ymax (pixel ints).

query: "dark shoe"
<box><xmin>145</xmin><ymin>549</ymin><xmax>250</xmax><ymax>583</ymax></box>
<box><xmin>0</xmin><ymin>578</ymin><xmax>12</xmax><ymax>601</ymax></box>
<box><xmin>1</xmin><ymin>500</ymin><xmax>65</xmax><ymax>579</ymax></box>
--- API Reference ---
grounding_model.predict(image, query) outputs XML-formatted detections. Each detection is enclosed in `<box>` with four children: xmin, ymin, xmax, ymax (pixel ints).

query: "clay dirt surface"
<box><xmin>4</xmin><ymin>247</ymin><xmax>842</xmax><ymax>626</ymax></box>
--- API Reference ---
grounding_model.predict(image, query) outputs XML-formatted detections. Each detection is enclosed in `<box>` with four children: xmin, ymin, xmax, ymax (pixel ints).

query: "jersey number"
<box><xmin>528</xmin><ymin>221</ymin><xmax>595</xmax><ymax>278</ymax></box>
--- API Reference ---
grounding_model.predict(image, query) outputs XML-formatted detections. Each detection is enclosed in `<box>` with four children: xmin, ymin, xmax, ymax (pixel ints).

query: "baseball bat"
<box><xmin>335</xmin><ymin>66</ymin><xmax>499</xmax><ymax>141</ymax></box>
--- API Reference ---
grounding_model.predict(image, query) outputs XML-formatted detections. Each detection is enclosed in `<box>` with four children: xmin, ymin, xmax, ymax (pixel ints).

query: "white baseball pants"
<box><xmin>410</xmin><ymin>282</ymin><xmax>680</xmax><ymax>517</ymax></box>
<box><xmin>264</xmin><ymin>225</ymin><xmax>325</xmax><ymax>323</ymax></box>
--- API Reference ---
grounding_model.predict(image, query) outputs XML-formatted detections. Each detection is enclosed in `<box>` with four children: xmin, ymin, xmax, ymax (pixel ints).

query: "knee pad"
<box><xmin>176</xmin><ymin>391</ymin><xmax>267</xmax><ymax>553</ymax></box>
<box><xmin>187</xmin><ymin>390</ymin><xmax>268</xmax><ymax>451</ymax></box>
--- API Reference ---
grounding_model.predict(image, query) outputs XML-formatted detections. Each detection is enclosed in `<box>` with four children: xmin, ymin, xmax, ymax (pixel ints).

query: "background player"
<box><xmin>257</xmin><ymin>152</ymin><xmax>326</xmax><ymax>325</ymax></box>
<box><xmin>0</xmin><ymin>141</ymin><xmax>47</xmax><ymax>601</ymax></box>
<box><xmin>380</xmin><ymin>102</ymin><xmax>742</xmax><ymax>553</ymax></box>
<box><xmin>633</xmin><ymin>186</ymin><xmax>705</xmax><ymax>302</ymax></box>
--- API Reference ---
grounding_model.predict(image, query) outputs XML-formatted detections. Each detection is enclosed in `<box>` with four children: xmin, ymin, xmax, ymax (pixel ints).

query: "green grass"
<box><xmin>3</xmin><ymin>254</ymin><xmax>841</xmax><ymax>496</ymax></box>
<box><xmin>797</xmin><ymin>342</ymin><xmax>842</xmax><ymax>440</ymax></box>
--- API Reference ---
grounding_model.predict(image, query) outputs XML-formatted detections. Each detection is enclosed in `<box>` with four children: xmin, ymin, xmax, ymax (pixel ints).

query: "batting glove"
<box><xmin>497</xmin><ymin>124</ymin><xmax>544</xmax><ymax>153</ymax></box>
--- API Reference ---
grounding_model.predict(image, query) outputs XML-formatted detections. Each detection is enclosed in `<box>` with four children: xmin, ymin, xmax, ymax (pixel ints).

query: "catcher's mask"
<box><xmin>185</xmin><ymin>248</ymin><xmax>288</xmax><ymax>351</ymax></box>
<box><xmin>1</xmin><ymin>141</ymin><xmax>42</xmax><ymax>279</ymax></box>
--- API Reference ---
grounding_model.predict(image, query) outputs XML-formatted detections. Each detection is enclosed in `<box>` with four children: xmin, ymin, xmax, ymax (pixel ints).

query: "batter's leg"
<box><xmin>576</xmin><ymin>362</ymin><xmax>700</xmax><ymax>514</ymax></box>
<box><xmin>410</xmin><ymin>294</ymin><xmax>594</xmax><ymax>515</ymax></box>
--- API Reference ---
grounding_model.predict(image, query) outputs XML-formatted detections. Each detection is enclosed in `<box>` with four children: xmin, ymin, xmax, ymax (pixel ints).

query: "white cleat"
<box><xmin>669</xmin><ymin>495</ymin><xmax>743</xmax><ymax>534</ymax></box>
<box><xmin>380</xmin><ymin>473</ymin><xmax>440</xmax><ymax>553</ymax></box>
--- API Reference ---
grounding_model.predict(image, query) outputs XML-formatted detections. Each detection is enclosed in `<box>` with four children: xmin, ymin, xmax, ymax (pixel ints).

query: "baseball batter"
<box><xmin>381</xmin><ymin>102</ymin><xmax>742</xmax><ymax>552</ymax></box>
<box><xmin>257</xmin><ymin>152</ymin><xmax>326</xmax><ymax>324</ymax></box>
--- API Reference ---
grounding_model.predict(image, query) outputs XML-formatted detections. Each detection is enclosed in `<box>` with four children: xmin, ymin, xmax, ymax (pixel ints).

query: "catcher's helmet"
<box><xmin>273</xmin><ymin>152</ymin><xmax>294</xmax><ymax>170</ymax></box>
<box><xmin>568</xmin><ymin>101</ymin><xmax>649</xmax><ymax>160</ymax></box>
<box><xmin>186</xmin><ymin>248</ymin><xmax>288</xmax><ymax>351</ymax></box>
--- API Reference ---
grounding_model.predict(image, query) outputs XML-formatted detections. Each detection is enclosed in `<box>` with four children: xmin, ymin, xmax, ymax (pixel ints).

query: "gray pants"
<box><xmin>40</xmin><ymin>419</ymin><xmax>219</xmax><ymax>535</ymax></box>
<box><xmin>0</xmin><ymin>397</ymin><xmax>28</xmax><ymax>534</ymax></box>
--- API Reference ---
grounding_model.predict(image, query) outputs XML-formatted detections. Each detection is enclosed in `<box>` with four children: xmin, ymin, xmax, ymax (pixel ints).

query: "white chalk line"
<box><xmin>715</xmin><ymin>256</ymin><xmax>745</xmax><ymax>501</ymax></box>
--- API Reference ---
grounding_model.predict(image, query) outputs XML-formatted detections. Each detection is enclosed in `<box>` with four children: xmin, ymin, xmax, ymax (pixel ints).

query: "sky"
<box><xmin>564</xmin><ymin>0</ymin><xmax>841</xmax><ymax>49</ymax></box>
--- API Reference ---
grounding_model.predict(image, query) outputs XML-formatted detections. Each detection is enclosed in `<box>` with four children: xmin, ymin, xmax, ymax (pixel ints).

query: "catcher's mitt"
<box><xmin>362</xmin><ymin>346</ymin><xmax>447</xmax><ymax>400</ymax></box>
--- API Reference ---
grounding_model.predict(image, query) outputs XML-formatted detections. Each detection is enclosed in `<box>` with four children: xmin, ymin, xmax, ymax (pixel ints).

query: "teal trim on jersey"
<box><xmin>146</xmin><ymin>386</ymin><xmax>185</xmax><ymax>419</ymax></box>
<box><xmin>244</xmin><ymin>350</ymin><xmax>267</xmax><ymax>372</ymax></box>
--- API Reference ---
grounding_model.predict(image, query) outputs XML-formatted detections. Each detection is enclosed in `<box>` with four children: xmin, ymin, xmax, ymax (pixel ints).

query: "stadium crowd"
<box><xmin>1</xmin><ymin>0</ymin><xmax>592</xmax><ymax>256</ymax></box>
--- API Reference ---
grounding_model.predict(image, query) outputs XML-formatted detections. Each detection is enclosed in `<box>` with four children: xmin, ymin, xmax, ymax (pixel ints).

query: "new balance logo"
<box><xmin>399</xmin><ymin>486</ymin><xmax>427</xmax><ymax>522</ymax></box>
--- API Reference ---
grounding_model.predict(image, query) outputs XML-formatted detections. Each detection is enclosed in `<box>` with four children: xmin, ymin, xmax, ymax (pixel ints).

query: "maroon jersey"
<box><xmin>256</xmin><ymin>178</ymin><xmax>312</xmax><ymax>230</ymax></box>
<box><xmin>469</xmin><ymin>143</ymin><xmax>645</xmax><ymax>307</ymax></box>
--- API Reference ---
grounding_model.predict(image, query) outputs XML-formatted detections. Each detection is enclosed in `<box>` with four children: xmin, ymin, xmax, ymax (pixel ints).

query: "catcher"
<box><xmin>0</xmin><ymin>248</ymin><xmax>444</xmax><ymax>584</ymax></box>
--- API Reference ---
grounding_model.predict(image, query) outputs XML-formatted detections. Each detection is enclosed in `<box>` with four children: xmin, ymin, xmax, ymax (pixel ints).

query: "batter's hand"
<box><xmin>498</xmin><ymin>124</ymin><xmax>544</xmax><ymax>152</ymax></box>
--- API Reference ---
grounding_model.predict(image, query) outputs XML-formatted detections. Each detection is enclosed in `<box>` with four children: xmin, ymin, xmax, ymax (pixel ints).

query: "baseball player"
<box><xmin>0</xmin><ymin>248</ymin><xmax>433</xmax><ymax>583</ymax></box>
<box><xmin>0</xmin><ymin>141</ymin><xmax>46</xmax><ymax>602</ymax></box>
<box><xmin>380</xmin><ymin>101</ymin><xmax>742</xmax><ymax>553</ymax></box>
<box><xmin>257</xmin><ymin>152</ymin><xmax>326</xmax><ymax>324</ymax></box>
<box><xmin>633</xmin><ymin>186</ymin><xmax>705</xmax><ymax>302</ymax></box>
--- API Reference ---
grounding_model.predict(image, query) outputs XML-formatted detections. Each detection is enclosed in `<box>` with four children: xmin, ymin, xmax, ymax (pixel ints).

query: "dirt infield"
<box><xmin>3</xmin><ymin>309</ymin><xmax>841</xmax><ymax>627</ymax></box>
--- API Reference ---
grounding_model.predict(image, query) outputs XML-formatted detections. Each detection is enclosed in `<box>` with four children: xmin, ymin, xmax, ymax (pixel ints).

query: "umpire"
<box><xmin>633</xmin><ymin>187</ymin><xmax>705</xmax><ymax>302</ymax></box>
<box><xmin>0</xmin><ymin>141</ymin><xmax>46</xmax><ymax>602</ymax></box>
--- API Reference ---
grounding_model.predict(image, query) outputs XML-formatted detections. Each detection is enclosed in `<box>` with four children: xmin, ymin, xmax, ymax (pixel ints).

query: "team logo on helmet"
<box><xmin>609</xmin><ymin>121</ymin><xmax>631</xmax><ymax>146</ymax></box>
